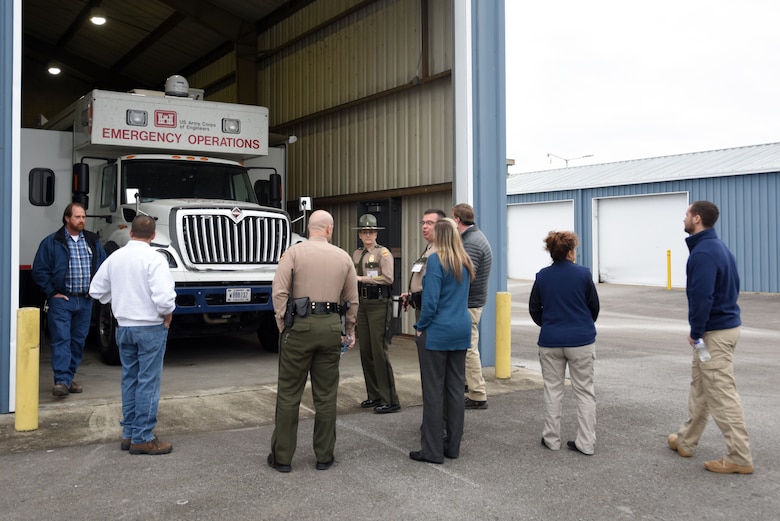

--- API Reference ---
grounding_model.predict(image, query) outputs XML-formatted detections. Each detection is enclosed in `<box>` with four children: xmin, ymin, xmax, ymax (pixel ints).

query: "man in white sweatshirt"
<box><xmin>89</xmin><ymin>215</ymin><xmax>176</xmax><ymax>455</ymax></box>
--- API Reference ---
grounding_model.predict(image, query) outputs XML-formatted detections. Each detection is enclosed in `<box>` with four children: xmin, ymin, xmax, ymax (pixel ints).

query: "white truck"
<box><xmin>20</xmin><ymin>86</ymin><xmax>296</xmax><ymax>364</ymax></box>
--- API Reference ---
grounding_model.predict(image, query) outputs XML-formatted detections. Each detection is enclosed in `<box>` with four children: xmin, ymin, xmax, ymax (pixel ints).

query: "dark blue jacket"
<box><xmin>32</xmin><ymin>226</ymin><xmax>107</xmax><ymax>298</ymax></box>
<box><xmin>685</xmin><ymin>228</ymin><xmax>741</xmax><ymax>338</ymax></box>
<box><xmin>529</xmin><ymin>260</ymin><xmax>599</xmax><ymax>348</ymax></box>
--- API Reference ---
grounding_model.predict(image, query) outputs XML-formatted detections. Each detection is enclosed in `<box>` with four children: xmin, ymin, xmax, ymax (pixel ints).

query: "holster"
<box><xmin>284</xmin><ymin>297</ymin><xmax>311</xmax><ymax>327</ymax></box>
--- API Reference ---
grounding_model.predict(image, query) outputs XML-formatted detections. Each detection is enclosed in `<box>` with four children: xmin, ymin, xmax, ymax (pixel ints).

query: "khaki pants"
<box><xmin>675</xmin><ymin>326</ymin><xmax>752</xmax><ymax>466</ymax></box>
<box><xmin>465</xmin><ymin>307</ymin><xmax>487</xmax><ymax>401</ymax></box>
<box><xmin>539</xmin><ymin>344</ymin><xmax>596</xmax><ymax>453</ymax></box>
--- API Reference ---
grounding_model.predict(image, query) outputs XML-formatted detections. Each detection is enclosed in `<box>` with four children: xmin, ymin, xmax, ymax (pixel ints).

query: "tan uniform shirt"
<box><xmin>352</xmin><ymin>244</ymin><xmax>394</xmax><ymax>285</ymax></box>
<box><xmin>272</xmin><ymin>236</ymin><xmax>359</xmax><ymax>334</ymax></box>
<box><xmin>409</xmin><ymin>243</ymin><xmax>436</xmax><ymax>293</ymax></box>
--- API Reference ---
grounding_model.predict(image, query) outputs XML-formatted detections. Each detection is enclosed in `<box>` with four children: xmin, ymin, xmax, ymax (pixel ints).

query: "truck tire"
<box><xmin>97</xmin><ymin>303</ymin><xmax>121</xmax><ymax>365</ymax></box>
<box><xmin>257</xmin><ymin>314</ymin><xmax>279</xmax><ymax>353</ymax></box>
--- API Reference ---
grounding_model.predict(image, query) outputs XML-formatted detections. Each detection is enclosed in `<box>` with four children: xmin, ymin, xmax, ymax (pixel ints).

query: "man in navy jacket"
<box><xmin>667</xmin><ymin>200</ymin><xmax>754</xmax><ymax>474</ymax></box>
<box><xmin>32</xmin><ymin>203</ymin><xmax>106</xmax><ymax>397</ymax></box>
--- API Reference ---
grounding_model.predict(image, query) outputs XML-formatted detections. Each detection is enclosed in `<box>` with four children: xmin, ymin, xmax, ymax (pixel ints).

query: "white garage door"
<box><xmin>596</xmin><ymin>193</ymin><xmax>688</xmax><ymax>288</ymax></box>
<box><xmin>507</xmin><ymin>201</ymin><xmax>574</xmax><ymax>280</ymax></box>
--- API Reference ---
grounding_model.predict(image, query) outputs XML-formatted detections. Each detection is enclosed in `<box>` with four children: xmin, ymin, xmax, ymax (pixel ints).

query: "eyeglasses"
<box><xmin>419</xmin><ymin>220</ymin><xmax>437</xmax><ymax>226</ymax></box>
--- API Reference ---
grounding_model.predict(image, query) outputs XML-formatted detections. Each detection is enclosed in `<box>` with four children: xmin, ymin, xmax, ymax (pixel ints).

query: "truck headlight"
<box><xmin>156</xmin><ymin>249</ymin><xmax>177</xmax><ymax>268</ymax></box>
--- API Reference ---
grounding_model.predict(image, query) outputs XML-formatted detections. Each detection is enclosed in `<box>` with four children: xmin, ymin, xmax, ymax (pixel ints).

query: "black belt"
<box><xmin>310</xmin><ymin>301</ymin><xmax>340</xmax><ymax>315</ymax></box>
<box><xmin>69</xmin><ymin>292</ymin><xmax>90</xmax><ymax>298</ymax></box>
<box><xmin>360</xmin><ymin>285</ymin><xmax>389</xmax><ymax>300</ymax></box>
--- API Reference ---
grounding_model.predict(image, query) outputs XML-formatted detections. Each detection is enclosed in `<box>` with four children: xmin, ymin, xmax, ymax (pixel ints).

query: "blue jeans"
<box><xmin>116</xmin><ymin>324</ymin><xmax>168</xmax><ymax>444</ymax></box>
<box><xmin>47</xmin><ymin>295</ymin><xmax>92</xmax><ymax>385</ymax></box>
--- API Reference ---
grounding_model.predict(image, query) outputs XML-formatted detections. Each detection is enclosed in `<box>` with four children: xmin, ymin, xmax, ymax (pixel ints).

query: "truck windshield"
<box><xmin>122</xmin><ymin>159</ymin><xmax>258</xmax><ymax>203</ymax></box>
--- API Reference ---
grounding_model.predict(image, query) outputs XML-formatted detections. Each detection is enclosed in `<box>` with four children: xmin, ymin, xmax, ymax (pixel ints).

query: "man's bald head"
<box><xmin>308</xmin><ymin>210</ymin><xmax>334</xmax><ymax>240</ymax></box>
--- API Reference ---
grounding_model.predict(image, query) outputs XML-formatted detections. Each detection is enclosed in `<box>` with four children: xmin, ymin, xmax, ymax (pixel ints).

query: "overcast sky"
<box><xmin>504</xmin><ymin>0</ymin><xmax>780</xmax><ymax>173</ymax></box>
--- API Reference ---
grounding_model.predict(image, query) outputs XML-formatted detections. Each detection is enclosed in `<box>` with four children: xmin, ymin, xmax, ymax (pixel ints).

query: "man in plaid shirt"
<box><xmin>33</xmin><ymin>203</ymin><xmax>106</xmax><ymax>397</ymax></box>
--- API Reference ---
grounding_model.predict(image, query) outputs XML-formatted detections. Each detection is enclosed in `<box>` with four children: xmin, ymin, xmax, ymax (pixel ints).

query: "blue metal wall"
<box><xmin>508</xmin><ymin>172</ymin><xmax>780</xmax><ymax>293</ymax></box>
<box><xmin>470</xmin><ymin>0</ymin><xmax>506</xmax><ymax>366</ymax></box>
<box><xmin>1</xmin><ymin>0</ymin><xmax>15</xmax><ymax>413</ymax></box>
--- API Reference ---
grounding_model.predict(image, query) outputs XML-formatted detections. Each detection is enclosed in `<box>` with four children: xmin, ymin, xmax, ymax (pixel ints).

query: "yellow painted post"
<box><xmin>15</xmin><ymin>307</ymin><xmax>40</xmax><ymax>432</ymax></box>
<box><xmin>495</xmin><ymin>292</ymin><xmax>512</xmax><ymax>379</ymax></box>
<box><xmin>667</xmin><ymin>249</ymin><xmax>672</xmax><ymax>290</ymax></box>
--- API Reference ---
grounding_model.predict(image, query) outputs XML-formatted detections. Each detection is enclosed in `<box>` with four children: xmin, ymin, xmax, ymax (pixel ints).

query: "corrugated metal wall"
<box><xmin>507</xmin><ymin>172</ymin><xmax>780</xmax><ymax>292</ymax></box>
<box><xmin>257</xmin><ymin>0</ymin><xmax>453</xmax><ymax>199</ymax></box>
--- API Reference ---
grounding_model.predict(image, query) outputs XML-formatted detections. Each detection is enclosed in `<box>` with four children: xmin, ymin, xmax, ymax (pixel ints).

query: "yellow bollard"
<box><xmin>15</xmin><ymin>307</ymin><xmax>40</xmax><ymax>432</ymax></box>
<box><xmin>495</xmin><ymin>292</ymin><xmax>512</xmax><ymax>379</ymax></box>
<box><xmin>667</xmin><ymin>249</ymin><xmax>672</xmax><ymax>290</ymax></box>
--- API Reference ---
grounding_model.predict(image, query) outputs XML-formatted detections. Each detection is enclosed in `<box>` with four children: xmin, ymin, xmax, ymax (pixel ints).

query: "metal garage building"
<box><xmin>507</xmin><ymin>142</ymin><xmax>780</xmax><ymax>293</ymax></box>
<box><xmin>0</xmin><ymin>1</ymin><xmax>507</xmax><ymax>413</ymax></box>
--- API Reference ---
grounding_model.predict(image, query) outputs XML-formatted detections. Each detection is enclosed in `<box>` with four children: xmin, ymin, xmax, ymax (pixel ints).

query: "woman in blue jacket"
<box><xmin>529</xmin><ymin>231</ymin><xmax>599</xmax><ymax>455</ymax></box>
<box><xmin>411</xmin><ymin>219</ymin><xmax>474</xmax><ymax>463</ymax></box>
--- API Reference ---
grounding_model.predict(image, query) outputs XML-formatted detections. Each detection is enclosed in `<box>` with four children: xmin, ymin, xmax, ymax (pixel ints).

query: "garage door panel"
<box><xmin>508</xmin><ymin>201</ymin><xmax>574</xmax><ymax>280</ymax></box>
<box><xmin>597</xmin><ymin>194</ymin><xmax>688</xmax><ymax>287</ymax></box>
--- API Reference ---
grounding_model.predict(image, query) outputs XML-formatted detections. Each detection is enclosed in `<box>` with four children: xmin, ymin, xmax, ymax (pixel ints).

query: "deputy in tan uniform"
<box><xmin>352</xmin><ymin>214</ymin><xmax>399</xmax><ymax>413</ymax></box>
<box><xmin>267</xmin><ymin>210</ymin><xmax>359</xmax><ymax>473</ymax></box>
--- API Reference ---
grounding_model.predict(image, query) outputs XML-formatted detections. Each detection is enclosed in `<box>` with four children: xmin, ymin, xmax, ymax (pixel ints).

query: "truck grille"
<box><xmin>178</xmin><ymin>209</ymin><xmax>289</xmax><ymax>265</ymax></box>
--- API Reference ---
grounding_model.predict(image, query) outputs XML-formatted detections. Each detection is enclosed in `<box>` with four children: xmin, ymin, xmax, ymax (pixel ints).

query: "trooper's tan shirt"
<box><xmin>352</xmin><ymin>244</ymin><xmax>394</xmax><ymax>285</ymax></box>
<box><xmin>272</xmin><ymin>236</ymin><xmax>359</xmax><ymax>334</ymax></box>
<box><xmin>409</xmin><ymin>243</ymin><xmax>436</xmax><ymax>293</ymax></box>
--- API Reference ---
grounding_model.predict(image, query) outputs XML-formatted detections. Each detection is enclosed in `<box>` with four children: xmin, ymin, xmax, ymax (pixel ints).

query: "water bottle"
<box><xmin>694</xmin><ymin>338</ymin><xmax>711</xmax><ymax>362</ymax></box>
<box><xmin>340</xmin><ymin>335</ymin><xmax>353</xmax><ymax>357</ymax></box>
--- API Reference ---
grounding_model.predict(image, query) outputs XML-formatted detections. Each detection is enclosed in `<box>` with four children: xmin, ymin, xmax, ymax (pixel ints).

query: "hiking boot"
<box><xmin>52</xmin><ymin>383</ymin><xmax>69</xmax><ymax>397</ymax></box>
<box><xmin>129</xmin><ymin>436</ymin><xmax>173</xmax><ymax>455</ymax></box>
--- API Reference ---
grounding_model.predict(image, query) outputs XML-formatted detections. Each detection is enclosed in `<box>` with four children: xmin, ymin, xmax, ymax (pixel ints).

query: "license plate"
<box><xmin>226</xmin><ymin>288</ymin><xmax>251</xmax><ymax>303</ymax></box>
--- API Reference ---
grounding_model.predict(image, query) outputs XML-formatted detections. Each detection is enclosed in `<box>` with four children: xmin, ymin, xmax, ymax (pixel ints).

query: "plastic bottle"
<box><xmin>694</xmin><ymin>338</ymin><xmax>711</xmax><ymax>362</ymax></box>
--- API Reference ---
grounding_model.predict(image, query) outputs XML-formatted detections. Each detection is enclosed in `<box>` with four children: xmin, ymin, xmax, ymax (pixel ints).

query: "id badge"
<box><xmin>411</xmin><ymin>262</ymin><xmax>424</xmax><ymax>273</ymax></box>
<box><xmin>367</xmin><ymin>269</ymin><xmax>379</xmax><ymax>278</ymax></box>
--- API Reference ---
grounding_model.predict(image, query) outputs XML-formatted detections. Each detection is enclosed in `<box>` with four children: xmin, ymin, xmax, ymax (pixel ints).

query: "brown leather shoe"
<box><xmin>704</xmin><ymin>457</ymin><xmax>754</xmax><ymax>474</ymax></box>
<box><xmin>120</xmin><ymin>438</ymin><xmax>131</xmax><ymax>451</ymax></box>
<box><xmin>69</xmin><ymin>381</ymin><xmax>83</xmax><ymax>393</ymax></box>
<box><xmin>52</xmin><ymin>383</ymin><xmax>69</xmax><ymax>397</ymax></box>
<box><xmin>667</xmin><ymin>434</ymin><xmax>692</xmax><ymax>457</ymax></box>
<box><xmin>129</xmin><ymin>436</ymin><xmax>172</xmax><ymax>455</ymax></box>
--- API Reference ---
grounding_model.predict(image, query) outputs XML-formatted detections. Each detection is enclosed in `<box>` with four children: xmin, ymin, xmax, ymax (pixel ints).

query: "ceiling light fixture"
<box><xmin>90</xmin><ymin>7</ymin><xmax>107</xmax><ymax>26</ymax></box>
<box><xmin>47</xmin><ymin>63</ymin><xmax>62</xmax><ymax>75</ymax></box>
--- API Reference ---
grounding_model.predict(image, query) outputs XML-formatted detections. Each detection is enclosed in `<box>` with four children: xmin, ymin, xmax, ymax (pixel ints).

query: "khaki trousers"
<box><xmin>676</xmin><ymin>326</ymin><xmax>753</xmax><ymax>466</ymax></box>
<box><xmin>465</xmin><ymin>307</ymin><xmax>487</xmax><ymax>401</ymax></box>
<box><xmin>539</xmin><ymin>344</ymin><xmax>596</xmax><ymax>453</ymax></box>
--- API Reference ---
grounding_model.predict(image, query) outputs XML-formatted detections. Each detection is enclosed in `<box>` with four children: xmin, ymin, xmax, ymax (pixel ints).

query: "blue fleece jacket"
<box><xmin>529</xmin><ymin>260</ymin><xmax>599</xmax><ymax>348</ymax></box>
<box><xmin>32</xmin><ymin>226</ymin><xmax>107</xmax><ymax>298</ymax></box>
<box><xmin>413</xmin><ymin>253</ymin><xmax>471</xmax><ymax>351</ymax></box>
<box><xmin>685</xmin><ymin>228</ymin><xmax>741</xmax><ymax>338</ymax></box>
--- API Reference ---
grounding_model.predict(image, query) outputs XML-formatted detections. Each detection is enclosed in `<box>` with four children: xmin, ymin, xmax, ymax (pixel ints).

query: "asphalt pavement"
<box><xmin>1</xmin><ymin>281</ymin><xmax>778</xmax><ymax>520</ymax></box>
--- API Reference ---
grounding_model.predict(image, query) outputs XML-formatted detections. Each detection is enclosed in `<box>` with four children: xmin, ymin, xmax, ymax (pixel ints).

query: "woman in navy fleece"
<box><xmin>529</xmin><ymin>231</ymin><xmax>600</xmax><ymax>455</ymax></box>
<box><xmin>411</xmin><ymin>219</ymin><xmax>474</xmax><ymax>463</ymax></box>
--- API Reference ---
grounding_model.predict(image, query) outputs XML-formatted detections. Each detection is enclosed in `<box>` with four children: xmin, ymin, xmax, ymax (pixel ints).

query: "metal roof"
<box><xmin>507</xmin><ymin>142</ymin><xmax>780</xmax><ymax>195</ymax></box>
<box><xmin>23</xmin><ymin>0</ymin><xmax>292</xmax><ymax>91</ymax></box>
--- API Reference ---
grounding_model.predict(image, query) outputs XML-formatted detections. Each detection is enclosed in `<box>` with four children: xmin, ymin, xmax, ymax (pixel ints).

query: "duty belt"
<box><xmin>310</xmin><ymin>301</ymin><xmax>341</xmax><ymax>314</ymax></box>
<box><xmin>359</xmin><ymin>284</ymin><xmax>389</xmax><ymax>300</ymax></box>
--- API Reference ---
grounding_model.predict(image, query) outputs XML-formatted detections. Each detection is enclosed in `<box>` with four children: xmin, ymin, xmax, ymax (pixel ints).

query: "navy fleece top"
<box><xmin>685</xmin><ymin>228</ymin><xmax>741</xmax><ymax>338</ymax></box>
<box><xmin>529</xmin><ymin>260</ymin><xmax>599</xmax><ymax>348</ymax></box>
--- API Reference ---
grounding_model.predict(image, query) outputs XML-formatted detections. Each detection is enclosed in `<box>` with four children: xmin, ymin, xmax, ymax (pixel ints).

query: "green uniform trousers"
<box><xmin>357</xmin><ymin>297</ymin><xmax>398</xmax><ymax>405</ymax></box>
<box><xmin>270</xmin><ymin>314</ymin><xmax>342</xmax><ymax>466</ymax></box>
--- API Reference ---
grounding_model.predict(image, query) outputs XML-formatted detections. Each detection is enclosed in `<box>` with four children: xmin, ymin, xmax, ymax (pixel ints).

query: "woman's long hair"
<box><xmin>433</xmin><ymin>219</ymin><xmax>475</xmax><ymax>282</ymax></box>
